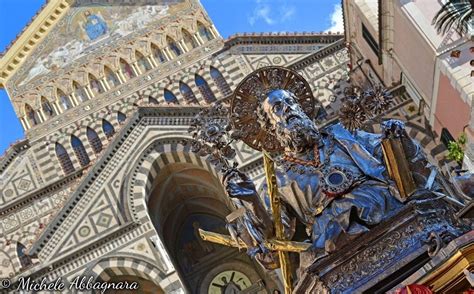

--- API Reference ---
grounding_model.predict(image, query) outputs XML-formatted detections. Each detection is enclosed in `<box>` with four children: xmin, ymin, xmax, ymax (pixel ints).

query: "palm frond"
<box><xmin>432</xmin><ymin>0</ymin><xmax>473</xmax><ymax>35</ymax></box>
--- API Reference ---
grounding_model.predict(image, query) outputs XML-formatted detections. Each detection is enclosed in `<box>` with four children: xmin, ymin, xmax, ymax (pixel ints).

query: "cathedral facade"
<box><xmin>0</xmin><ymin>0</ymin><xmax>461</xmax><ymax>293</ymax></box>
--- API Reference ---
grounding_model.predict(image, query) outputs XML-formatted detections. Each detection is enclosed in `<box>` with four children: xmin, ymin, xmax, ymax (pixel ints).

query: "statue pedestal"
<box><xmin>294</xmin><ymin>198</ymin><xmax>467</xmax><ymax>293</ymax></box>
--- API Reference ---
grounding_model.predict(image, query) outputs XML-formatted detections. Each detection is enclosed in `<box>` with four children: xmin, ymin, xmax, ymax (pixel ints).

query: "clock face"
<box><xmin>208</xmin><ymin>270</ymin><xmax>252</xmax><ymax>294</ymax></box>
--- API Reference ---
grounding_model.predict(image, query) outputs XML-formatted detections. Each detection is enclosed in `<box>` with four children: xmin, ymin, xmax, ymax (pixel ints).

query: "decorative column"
<box><xmin>86</xmin><ymin>85</ymin><xmax>95</xmax><ymax>98</ymax></box>
<box><xmin>69</xmin><ymin>93</ymin><xmax>80</xmax><ymax>106</ymax></box>
<box><xmin>20</xmin><ymin>117</ymin><xmax>28</xmax><ymax>131</ymax></box>
<box><xmin>164</xmin><ymin>47</ymin><xmax>174</xmax><ymax>60</ymax></box>
<box><xmin>54</xmin><ymin>101</ymin><xmax>64</xmax><ymax>113</ymax></box>
<box><xmin>100</xmin><ymin>78</ymin><xmax>110</xmax><ymax>91</ymax></box>
<box><xmin>117</xmin><ymin>69</ymin><xmax>127</xmax><ymax>84</ymax></box>
<box><xmin>20</xmin><ymin>117</ymin><xmax>30</xmax><ymax>130</ymax></box>
<box><xmin>38</xmin><ymin>109</ymin><xmax>47</xmax><ymax>122</ymax></box>
<box><xmin>179</xmin><ymin>40</ymin><xmax>189</xmax><ymax>52</ymax></box>
<box><xmin>148</xmin><ymin>55</ymin><xmax>159</xmax><ymax>67</ymax></box>
<box><xmin>132</xmin><ymin>62</ymin><xmax>142</xmax><ymax>76</ymax></box>
<box><xmin>146</xmin><ymin>56</ymin><xmax>156</xmax><ymax>69</ymax></box>
<box><xmin>193</xmin><ymin>33</ymin><xmax>204</xmax><ymax>45</ymax></box>
<box><xmin>177</xmin><ymin>41</ymin><xmax>186</xmax><ymax>54</ymax></box>
<box><xmin>210</xmin><ymin>25</ymin><xmax>219</xmax><ymax>38</ymax></box>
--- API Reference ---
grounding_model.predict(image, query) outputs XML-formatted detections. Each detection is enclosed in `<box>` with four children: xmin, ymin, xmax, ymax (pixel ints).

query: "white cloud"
<box><xmin>249</xmin><ymin>5</ymin><xmax>275</xmax><ymax>25</ymax></box>
<box><xmin>248</xmin><ymin>1</ymin><xmax>296</xmax><ymax>26</ymax></box>
<box><xmin>325</xmin><ymin>4</ymin><xmax>344</xmax><ymax>33</ymax></box>
<box><xmin>280</xmin><ymin>6</ymin><xmax>295</xmax><ymax>22</ymax></box>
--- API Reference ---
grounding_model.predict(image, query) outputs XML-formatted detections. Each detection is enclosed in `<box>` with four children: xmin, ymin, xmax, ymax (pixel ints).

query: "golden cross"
<box><xmin>198</xmin><ymin>151</ymin><xmax>307</xmax><ymax>294</ymax></box>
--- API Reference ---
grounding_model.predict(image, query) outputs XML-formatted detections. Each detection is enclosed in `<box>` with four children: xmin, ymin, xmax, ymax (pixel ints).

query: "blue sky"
<box><xmin>0</xmin><ymin>0</ymin><xmax>343</xmax><ymax>154</ymax></box>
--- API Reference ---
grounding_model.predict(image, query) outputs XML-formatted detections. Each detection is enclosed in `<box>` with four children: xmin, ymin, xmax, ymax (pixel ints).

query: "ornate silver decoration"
<box><xmin>182</xmin><ymin>103</ymin><xmax>237</xmax><ymax>172</ymax></box>
<box><xmin>320</xmin><ymin>165</ymin><xmax>357</xmax><ymax>198</ymax></box>
<box><xmin>339</xmin><ymin>86</ymin><xmax>393</xmax><ymax>131</ymax></box>
<box><xmin>230</xmin><ymin>66</ymin><xmax>315</xmax><ymax>152</ymax></box>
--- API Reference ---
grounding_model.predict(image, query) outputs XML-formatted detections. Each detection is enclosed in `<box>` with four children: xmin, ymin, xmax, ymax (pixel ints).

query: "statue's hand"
<box><xmin>223</xmin><ymin>168</ymin><xmax>259</xmax><ymax>202</ymax></box>
<box><xmin>381</xmin><ymin>119</ymin><xmax>406</xmax><ymax>139</ymax></box>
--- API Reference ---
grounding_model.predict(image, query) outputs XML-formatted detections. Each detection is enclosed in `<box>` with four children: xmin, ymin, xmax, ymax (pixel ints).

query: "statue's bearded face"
<box><xmin>260</xmin><ymin>89</ymin><xmax>319</xmax><ymax>152</ymax></box>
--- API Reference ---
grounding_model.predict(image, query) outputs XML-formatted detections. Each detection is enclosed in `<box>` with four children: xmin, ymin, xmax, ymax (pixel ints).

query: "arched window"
<box><xmin>56</xmin><ymin>143</ymin><xmax>75</xmax><ymax>174</ymax></box>
<box><xmin>17</xmin><ymin>242</ymin><xmax>32</xmax><ymax>269</ymax></box>
<box><xmin>89</xmin><ymin>74</ymin><xmax>104</xmax><ymax>95</ymax></box>
<box><xmin>117</xmin><ymin>111</ymin><xmax>126</xmax><ymax>124</ymax></box>
<box><xmin>120</xmin><ymin>58</ymin><xmax>135</xmax><ymax>80</ymax></box>
<box><xmin>73</xmin><ymin>81</ymin><xmax>88</xmax><ymax>102</ymax></box>
<box><xmin>41</xmin><ymin>97</ymin><xmax>56</xmax><ymax>118</ymax></box>
<box><xmin>87</xmin><ymin>127</ymin><xmax>102</xmax><ymax>154</ymax></box>
<box><xmin>25</xmin><ymin>104</ymin><xmax>40</xmax><ymax>126</ymax></box>
<box><xmin>198</xmin><ymin>22</ymin><xmax>213</xmax><ymax>41</ymax></box>
<box><xmin>149</xmin><ymin>96</ymin><xmax>159</xmax><ymax>105</ymax></box>
<box><xmin>167</xmin><ymin>36</ymin><xmax>182</xmax><ymax>57</ymax></box>
<box><xmin>164</xmin><ymin>89</ymin><xmax>178</xmax><ymax>104</ymax></box>
<box><xmin>195</xmin><ymin>74</ymin><xmax>216</xmax><ymax>103</ymax></box>
<box><xmin>179</xmin><ymin>82</ymin><xmax>198</xmax><ymax>104</ymax></box>
<box><xmin>152</xmin><ymin>44</ymin><xmax>166</xmax><ymax>63</ymax></box>
<box><xmin>58</xmin><ymin>89</ymin><xmax>73</xmax><ymax>110</ymax></box>
<box><xmin>71</xmin><ymin>135</ymin><xmax>90</xmax><ymax>167</ymax></box>
<box><xmin>182</xmin><ymin>29</ymin><xmax>198</xmax><ymax>50</ymax></box>
<box><xmin>102</xmin><ymin>119</ymin><xmax>115</xmax><ymax>139</ymax></box>
<box><xmin>105</xmin><ymin>66</ymin><xmax>120</xmax><ymax>87</ymax></box>
<box><xmin>210</xmin><ymin>67</ymin><xmax>231</xmax><ymax>96</ymax></box>
<box><xmin>136</xmin><ymin>51</ymin><xmax>152</xmax><ymax>73</ymax></box>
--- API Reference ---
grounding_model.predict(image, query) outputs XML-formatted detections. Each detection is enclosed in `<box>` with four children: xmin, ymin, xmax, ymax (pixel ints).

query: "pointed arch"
<box><xmin>210</xmin><ymin>66</ymin><xmax>231</xmax><ymax>96</ymax></box>
<box><xmin>182</xmin><ymin>29</ymin><xmax>198</xmax><ymax>50</ymax></box>
<box><xmin>105</xmin><ymin>66</ymin><xmax>120</xmax><ymax>88</ymax></box>
<box><xmin>149</xmin><ymin>96</ymin><xmax>159</xmax><ymax>105</ymax></box>
<box><xmin>87</xmin><ymin>127</ymin><xmax>103</xmax><ymax>154</ymax></box>
<box><xmin>41</xmin><ymin>97</ymin><xmax>56</xmax><ymax>118</ymax></box>
<box><xmin>151</xmin><ymin>43</ymin><xmax>166</xmax><ymax>63</ymax></box>
<box><xmin>179</xmin><ymin>81</ymin><xmax>198</xmax><ymax>104</ymax></box>
<box><xmin>120</xmin><ymin>58</ymin><xmax>135</xmax><ymax>80</ymax></box>
<box><xmin>71</xmin><ymin>135</ymin><xmax>90</xmax><ymax>167</ymax></box>
<box><xmin>164</xmin><ymin>89</ymin><xmax>179</xmax><ymax>104</ymax></box>
<box><xmin>198</xmin><ymin>22</ymin><xmax>213</xmax><ymax>41</ymax></box>
<box><xmin>55</xmin><ymin>142</ymin><xmax>75</xmax><ymax>174</ymax></box>
<box><xmin>89</xmin><ymin>73</ymin><xmax>105</xmax><ymax>95</ymax></box>
<box><xmin>58</xmin><ymin>89</ymin><xmax>73</xmax><ymax>110</ymax></box>
<box><xmin>167</xmin><ymin>36</ymin><xmax>182</xmax><ymax>57</ymax></box>
<box><xmin>136</xmin><ymin>51</ymin><xmax>152</xmax><ymax>73</ymax></box>
<box><xmin>117</xmin><ymin>111</ymin><xmax>126</xmax><ymax>124</ymax></box>
<box><xmin>195</xmin><ymin>74</ymin><xmax>216</xmax><ymax>103</ymax></box>
<box><xmin>73</xmin><ymin>81</ymin><xmax>88</xmax><ymax>102</ymax></box>
<box><xmin>25</xmin><ymin>103</ymin><xmax>40</xmax><ymax>126</ymax></box>
<box><xmin>17</xmin><ymin>242</ymin><xmax>32</xmax><ymax>269</ymax></box>
<box><xmin>102</xmin><ymin>119</ymin><xmax>115</xmax><ymax>139</ymax></box>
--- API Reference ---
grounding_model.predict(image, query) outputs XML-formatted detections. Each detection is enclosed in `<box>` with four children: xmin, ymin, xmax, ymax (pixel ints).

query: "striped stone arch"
<box><xmin>208</xmin><ymin>59</ymin><xmax>238</xmax><ymax>93</ymax></box>
<box><xmin>125</xmin><ymin>136</ymin><xmax>223</xmax><ymax>224</ymax></box>
<box><xmin>45</xmin><ymin>133</ymin><xmax>81</xmax><ymax>174</ymax></box>
<box><xmin>108</xmin><ymin>102</ymin><xmax>135</xmax><ymax>119</ymax></box>
<box><xmin>173</xmin><ymin>71</ymin><xmax>202</xmax><ymax>104</ymax></box>
<box><xmin>4</xmin><ymin>226</ymin><xmax>39</xmax><ymax>273</ymax></box>
<box><xmin>83</xmin><ymin>255</ymin><xmax>181</xmax><ymax>292</ymax></box>
<box><xmin>138</xmin><ymin>83</ymin><xmax>166</xmax><ymax>104</ymax></box>
<box><xmin>178</xmin><ymin>79</ymin><xmax>200</xmax><ymax>105</ymax></box>
<box><xmin>185</xmin><ymin>60</ymin><xmax>218</xmax><ymax>102</ymax></box>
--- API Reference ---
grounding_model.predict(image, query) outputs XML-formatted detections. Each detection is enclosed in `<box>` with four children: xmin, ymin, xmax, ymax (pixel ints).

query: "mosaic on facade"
<box><xmin>18</xmin><ymin>1</ymin><xmax>184</xmax><ymax>86</ymax></box>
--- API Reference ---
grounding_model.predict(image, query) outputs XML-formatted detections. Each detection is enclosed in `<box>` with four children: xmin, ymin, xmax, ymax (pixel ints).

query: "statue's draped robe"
<box><xmin>271</xmin><ymin>124</ymin><xmax>403</xmax><ymax>250</ymax></box>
